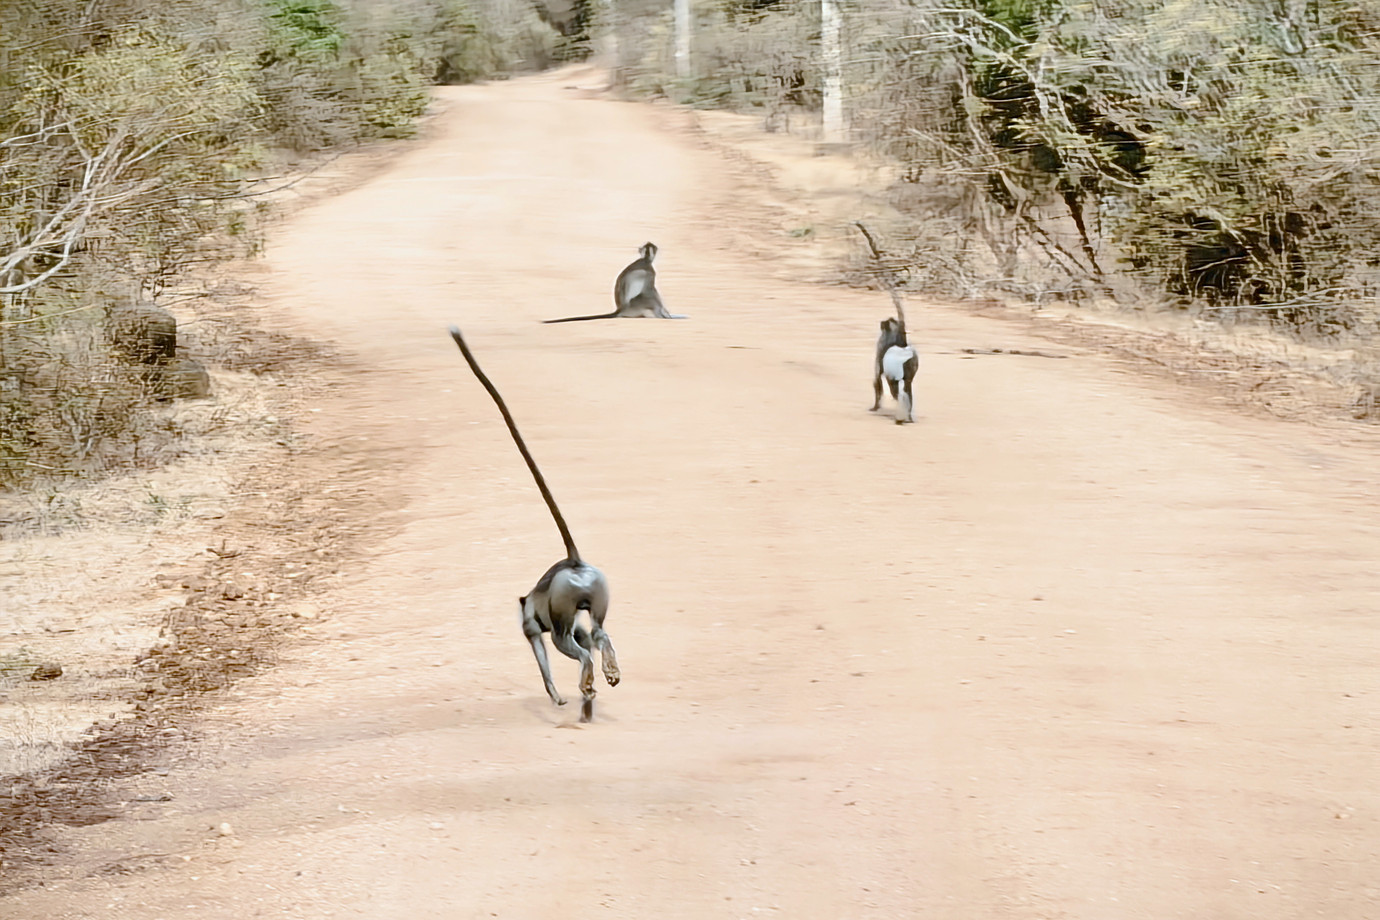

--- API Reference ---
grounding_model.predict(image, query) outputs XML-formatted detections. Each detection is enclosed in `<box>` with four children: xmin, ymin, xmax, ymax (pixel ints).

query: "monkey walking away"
<box><xmin>854</xmin><ymin>221</ymin><xmax>920</xmax><ymax>425</ymax></box>
<box><xmin>878</xmin><ymin>321</ymin><xmax>920</xmax><ymax>424</ymax></box>
<box><xmin>447</xmin><ymin>326</ymin><xmax>620</xmax><ymax>722</ymax></box>
<box><xmin>543</xmin><ymin>242</ymin><xmax>687</xmax><ymax>323</ymax></box>
<box><xmin>871</xmin><ymin>317</ymin><xmax>902</xmax><ymax>413</ymax></box>
<box><xmin>871</xmin><ymin>316</ymin><xmax>920</xmax><ymax>425</ymax></box>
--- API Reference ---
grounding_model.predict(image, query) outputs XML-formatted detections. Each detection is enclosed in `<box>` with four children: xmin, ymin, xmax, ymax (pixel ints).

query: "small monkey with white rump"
<box><xmin>855</xmin><ymin>222</ymin><xmax>920</xmax><ymax>424</ymax></box>
<box><xmin>875</xmin><ymin>317</ymin><xmax>920</xmax><ymax>424</ymax></box>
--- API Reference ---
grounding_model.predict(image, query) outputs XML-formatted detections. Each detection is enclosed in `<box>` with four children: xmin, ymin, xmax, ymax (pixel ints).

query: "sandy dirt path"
<box><xmin>7</xmin><ymin>71</ymin><xmax>1380</xmax><ymax>919</ymax></box>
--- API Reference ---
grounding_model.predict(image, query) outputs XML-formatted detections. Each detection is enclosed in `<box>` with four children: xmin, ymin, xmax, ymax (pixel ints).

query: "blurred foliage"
<box><xmin>263</xmin><ymin>0</ymin><xmax>347</xmax><ymax>62</ymax></box>
<box><xmin>611</xmin><ymin>0</ymin><xmax>819</xmax><ymax>117</ymax></box>
<box><xmin>430</xmin><ymin>1</ymin><xmax>504</xmax><ymax>84</ymax></box>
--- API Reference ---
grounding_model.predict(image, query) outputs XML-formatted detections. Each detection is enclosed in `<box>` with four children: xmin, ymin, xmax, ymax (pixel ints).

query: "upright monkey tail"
<box><xmin>854</xmin><ymin>221</ymin><xmax>907</xmax><ymax>330</ymax></box>
<box><xmin>448</xmin><ymin>326</ymin><xmax>581</xmax><ymax>562</ymax></box>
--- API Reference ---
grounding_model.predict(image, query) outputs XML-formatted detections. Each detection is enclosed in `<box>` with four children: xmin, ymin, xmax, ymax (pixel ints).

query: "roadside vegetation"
<box><xmin>613</xmin><ymin>0</ymin><xmax>1380</xmax><ymax>415</ymax></box>
<box><xmin>1</xmin><ymin>0</ymin><xmax>574</xmax><ymax>871</ymax></box>
<box><xmin>0</xmin><ymin>0</ymin><xmax>584</xmax><ymax>491</ymax></box>
<box><xmin>13</xmin><ymin>0</ymin><xmax>1374</xmax><ymax>491</ymax></box>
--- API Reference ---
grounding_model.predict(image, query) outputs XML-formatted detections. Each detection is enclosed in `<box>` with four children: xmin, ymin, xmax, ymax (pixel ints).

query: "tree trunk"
<box><xmin>674</xmin><ymin>0</ymin><xmax>691</xmax><ymax>80</ymax></box>
<box><xmin>598</xmin><ymin>0</ymin><xmax>624</xmax><ymax>89</ymax></box>
<box><xmin>821</xmin><ymin>0</ymin><xmax>845</xmax><ymax>144</ymax></box>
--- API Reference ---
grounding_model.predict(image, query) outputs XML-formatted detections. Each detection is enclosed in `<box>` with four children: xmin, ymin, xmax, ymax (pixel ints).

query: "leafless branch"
<box><xmin>854</xmin><ymin>221</ymin><xmax>907</xmax><ymax>326</ymax></box>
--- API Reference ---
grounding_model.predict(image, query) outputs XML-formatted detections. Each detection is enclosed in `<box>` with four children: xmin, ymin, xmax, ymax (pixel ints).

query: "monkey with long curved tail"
<box><xmin>855</xmin><ymin>222</ymin><xmax>920</xmax><ymax>424</ymax></box>
<box><xmin>448</xmin><ymin>326</ymin><xmax>620</xmax><ymax>721</ymax></box>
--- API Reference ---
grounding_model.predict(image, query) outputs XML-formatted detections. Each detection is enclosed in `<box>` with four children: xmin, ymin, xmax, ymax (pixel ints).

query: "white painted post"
<box><xmin>821</xmin><ymin>0</ymin><xmax>845</xmax><ymax>144</ymax></box>
<box><xmin>674</xmin><ymin>0</ymin><xmax>692</xmax><ymax>80</ymax></box>
<box><xmin>600</xmin><ymin>0</ymin><xmax>623</xmax><ymax>88</ymax></box>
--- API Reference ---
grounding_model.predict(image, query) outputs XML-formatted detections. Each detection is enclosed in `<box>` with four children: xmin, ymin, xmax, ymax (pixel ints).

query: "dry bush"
<box><xmin>610</xmin><ymin>1</ymin><xmax>1380</xmax><ymax>406</ymax></box>
<box><xmin>474</xmin><ymin>0</ymin><xmax>565</xmax><ymax>72</ymax></box>
<box><xmin>696</xmin><ymin>1</ymin><xmax>820</xmax><ymax>122</ymax></box>
<box><xmin>1</xmin><ymin>327</ymin><xmax>162</xmax><ymax>484</ymax></box>
<box><xmin>0</xmin><ymin>0</ymin><xmax>484</xmax><ymax>486</ymax></box>
<box><xmin>0</xmin><ymin>14</ymin><xmax>263</xmax><ymax>486</ymax></box>
<box><xmin>254</xmin><ymin>0</ymin><xmax>434</xmax><ymax>149</ymax></box>
<box><xmin>854</xmin><ymin>3</ymin><xmax>1380</xmax><ymax>334</ymax></box>
<box><xmin>375</xmin><ymin>0</ymin><xmax>568</xmax><ymax>88</ymax></box>
<box><xmin>0</xmin><ymin>280</ymin><xmax>205</xmax><ymax>488</ymax></box>
<box><xmin>608</xmin><ymin>0</ymin><xmax>820</xmax><ymax>116</ymax></box>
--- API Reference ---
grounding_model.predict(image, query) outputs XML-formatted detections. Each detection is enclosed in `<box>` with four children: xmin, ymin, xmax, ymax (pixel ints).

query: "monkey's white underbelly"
<box><xmin>882</xmin><ymin>345</ymin><xmax>917</xmax><ymax>379</ymax></box>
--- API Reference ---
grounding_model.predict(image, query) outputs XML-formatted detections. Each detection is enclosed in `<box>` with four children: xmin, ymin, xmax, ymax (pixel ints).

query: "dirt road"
<box><xmin>7</xmin><ymin>71</ymin><xmax>1380</xmax><ymax>919</ymax></box>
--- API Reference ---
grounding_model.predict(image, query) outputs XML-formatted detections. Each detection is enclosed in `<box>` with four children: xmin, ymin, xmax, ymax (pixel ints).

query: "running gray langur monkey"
<box><xmin>543</xmin><ymin>242</ymin><xmax>687</xmax><ymax>323</ymax></box>
<box><xmin>447</xmin><ymin>326</ymin><xmax>620</xmax><ymax>722</ymax></box>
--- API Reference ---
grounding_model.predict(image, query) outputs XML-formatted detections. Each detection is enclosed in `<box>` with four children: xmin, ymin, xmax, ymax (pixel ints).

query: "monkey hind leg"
<box><xmin>591</xmin><ymin>625</ymin><xmax>619</xmax><ymax>687</ymax></box>
<box><xmin>639</xmin><ymin>292</ymin><xmax>687</xmax><ymax>320</ymax></box>
<box><xmin>582</xmin><ymin>596</ymin><xmax>620</xmax><ymax>689</ymax></box>
<box><xmin>898</xmin><ymin>352</ymin><xmax>919</xmax><ymax>424</ymax></box>
<box><xmin>573</xmin><ymin>622</ymin><xmax>613</xmax><ymax>717</ymax></box>
<box><xmin>551</xmin><ymin>623</ymin><xmax>597</xmax><ymax>722</ymax></box>
<box><xmin>872</xmin><ymin>374</ymin><xmax>884</xmax><ymax>411</ymax></box>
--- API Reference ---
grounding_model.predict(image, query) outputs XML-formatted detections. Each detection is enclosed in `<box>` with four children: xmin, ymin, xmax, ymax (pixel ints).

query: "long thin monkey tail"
<box><xmin>542</xmin><ymin>313</ymin><xmax>619</xmax><ymax>324</ymax></box>
<box><xmin>448</xmin><ymin>326</ymin><xmax>581</xmax><ymax>562</ymax></box>
<box><xmin>854</xmin><ymin>221</ymin><xmax>907</xmax><ymax>330</ymax></box>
